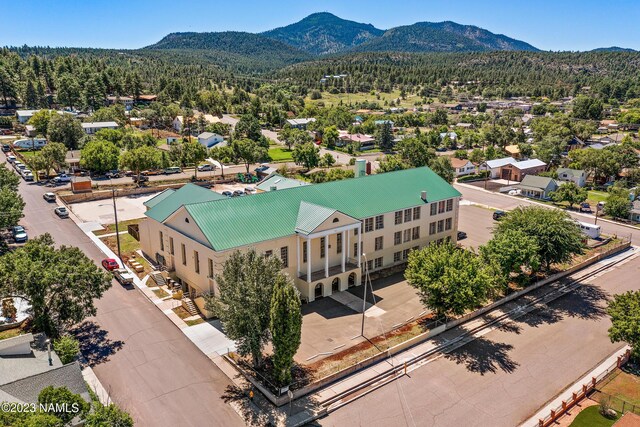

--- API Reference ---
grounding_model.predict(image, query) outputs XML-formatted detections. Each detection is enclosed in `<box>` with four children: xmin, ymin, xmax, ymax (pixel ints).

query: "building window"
<box><xmin>394</xmin><ymin>251</ymin><xmax>401</xmax><ymax>262</ymax></box>
<box><xmin>438</xmin><ymin>201</ymin><xmax>446</xmax><ymax>214</ymax></box>
<box><xmin>159</xmin><ymin>231</ymin><xmax>164</xmax><ymax>251</ymax></box>
<box><xmin>354</xmin><ymin>227</ymin><xmax>359</xmax><ymax>235</ymax></box>
<box><xmin>429</xmin><ymin>222</ymin><xmax>436</xmax><ymax>235</ymax></box>
<box><xmin>375</xmin><ymin>215</ymin><xmax>384</xmax><ymax>230</ymax></box>
<box><xmin>395</xmin><ymin>211</ymin><xmax>403</xmax><ymax>225</ymax></box>
<box><xmin>404</xmin><ymin>209</ymin><xmax>412</xmax><ymax>222</ymax></box>
<box><xmin>430</xmin><ymin>203</ymin><xmax>437</xmax><ymax>216</ymax></box>
<box><xmin>320</xmin><ymin>237</ymin><xmax>326</xmax><ymax>258</ymax></box>
<box><xmin>353</xmin><ymin>242</ymin><xmax>359</xmax><ymax>258</ymax></box>
<box><xmin>367</xmin><ymin>260</ymin><xmax>373</xmax><ymax>271</ymax></box>
<box><xmin>394</xmin><ymin>231</ymin><xmax>402</xmax><ymax>245</ymax></box>
<box><xmin>194</xmin><ymin>251</ymin><xmax>200</xmax><ymax>274</ymax></box>
<box><xmin>413</xmin><ymin>207</ymin><xmax>421</xmax><ymax>220</ymax></box>
<box><xmin>303</xmin><ymin>241</ymin><xmax>307</xmax><ymax>263</ymax></box>
<box><xmin>402</xmin><ymin>249</ymin><xmax>410</xmax><ymax>260</ymax></box>
<box><xmin>446</xmin><ymin>199</ymin><xmax>453</xmax><ymax>212</ymax></box>
<box><xmin>265</xmin><ymin>250</ymin><xmax>273</xmax><ymax>258</ymax></box>
<box><xmin>412</xmin><ymin>226</ymin><xmax>420</xmax><ymax>240</ymax></box>
<box><xmin>169</xmin><ymin>237</ymin><xmax>174</xmax><ymax>255</ymax></box>
<box><xmin>280</xmin><ymin>246</ymin><xmax>288</xmax><ymax>268</ymax></box>
<box><xmin>403</xmin><ymin>229</ymin><xmax>411</xmax><ymax>243</ymax></box>
<box><xmin>437</xmin><ymin>220</ymin><xmax>444</xmax><ymax>233</ymax></box>
<box><xmin>181</xmin><ymin>244</ymin><xmax>186</xmax><ymax>266</ymax></box>
<box><xmin>364</xmin><ymin>218</ymin><xmax>374</xmax><ymax>233</ymax></box>
<box><xmin>375</xmin><ymin>236</ymin><xmax>383</xmax><ymax>251</ymax></box>
<box><xmin>208</xmin><ymin>258</ymin><xmax>214</xmax><ymax>278</ymax></box>
<box><xmin>336</xmin><ymin>234</ymin><xmax>342</xmax><ymax>254</ymax></box>
<box><xmin>374</xmin><ymin>257</ymin><xmax>383</xmax><ymax>269</ymax></box>
<box><xmin>445</xmin><ymin>218</ymin><xmax>452</xmax><ymax>231</ymax></box>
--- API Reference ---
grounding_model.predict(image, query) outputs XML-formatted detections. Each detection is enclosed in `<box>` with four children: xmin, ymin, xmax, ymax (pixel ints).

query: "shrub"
<box><xmin>53</xmin><ymin>335</ymin><xmax>80</xmax><ymax>364</ymax></box>
<box><xmin>1</xmin><ymin>298</ymin><xmax>17</xmax><ymax>320</ymax></box>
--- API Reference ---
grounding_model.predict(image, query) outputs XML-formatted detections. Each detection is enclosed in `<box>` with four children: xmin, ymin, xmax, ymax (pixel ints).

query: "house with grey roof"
<box><xmin>557</xmin><ymin>168</ymin><xmax>586</xmax><ymax>187</ymax></box>
<box><xmin>197</xmin><ymin>132</ymin><xmax>225</xmax><ymax>148</ymax></box>
<box><xmin>512</xmin><ymin>175</ymin><xmax>558</xmax><ymax>199</ymax></box>
<box><xmin>285</xmin><ymin>118</ymin><xmax>316</xmax><ymax>130</ymax></box>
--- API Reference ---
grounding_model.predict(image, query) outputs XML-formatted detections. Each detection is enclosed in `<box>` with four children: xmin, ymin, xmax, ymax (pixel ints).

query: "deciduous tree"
<box><xmin>232</xmin><ymin>138</ymin><xmax>268</xmax><ymax>174</ymax></box>
<box><xmin>80</xmin><ymin>140</ymin><xmax>120</xmax><ymax>174</ymax></box>
<box><xmin>480</xmin><ymin>229</ymin><xmax>540</xmax><ymax>278</ymax></box>
<box><xmin>550</xmin><ymin>182</ymin><xmax>588</xmax><ymax>209</ymax></box>
<box><xmin>47</xmin><ymin>113</ymin><xmax>84</xmax><ymax>150</ymax></box>
<box><xmin>119</xmin><ymin>145</ymin><xmax>161</xmax><ymax>184</ymax></box>
<box><xmin>607</xmin><ymin>291</ymin><xmax>640</xmax><ymax>359</ymax></box>
<box><xmin>270</xmin><ymin>275</ymin><xmax>302</xmax><ymax>385</ymax></box>
<box><xmin>292</xmin><ymin>142</ymin><xmax>319</xmax><ymax>171</ymax></box>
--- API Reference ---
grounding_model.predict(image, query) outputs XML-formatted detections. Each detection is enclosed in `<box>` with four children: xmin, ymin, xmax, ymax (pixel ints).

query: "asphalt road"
<box><xmin>319</xmin><ymin>251</ymin><xmax>639</xmax><ymax>427</ymax></box>
<box><xmin>2</xmin><ymin>152</ymin><xmax>243</xmax><ymax>427</ymax></box>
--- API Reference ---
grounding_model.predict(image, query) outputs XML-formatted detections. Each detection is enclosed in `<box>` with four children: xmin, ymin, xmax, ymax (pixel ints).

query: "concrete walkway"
<box><xmin>329</xmin><ymin>291</ymin><xmax>386</xmax><ymax>317</ymax></box>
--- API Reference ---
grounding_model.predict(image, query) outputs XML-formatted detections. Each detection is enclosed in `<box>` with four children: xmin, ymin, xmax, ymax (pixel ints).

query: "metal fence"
<box><xmin>590</xmin><ymin>389</ymin><xmax>640</xmax><ymax>416</ymax></box>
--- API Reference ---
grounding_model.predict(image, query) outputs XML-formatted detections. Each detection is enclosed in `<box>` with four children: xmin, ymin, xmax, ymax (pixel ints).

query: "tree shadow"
<box><xmin>70</xmin><ymin>321</ymin><xmax>124</xmax><ymax>367</ymax></box>
<box><xmin>444</xmin><ymin>336</ymin><xmax>519</xmax><ymax>375</ymax></box>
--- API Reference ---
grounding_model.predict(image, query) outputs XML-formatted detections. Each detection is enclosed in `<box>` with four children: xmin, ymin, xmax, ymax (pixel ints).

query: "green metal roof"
<box><xmin>295</xmin><ymin>201</ymin><xmax>337</xmax><ymax>235</ymax></box>
<box><xmin>143</xmin><ymin>188</ymin><xmax>176</xmax><ymax>209</ymax></box>
<box><xmin>146</xmin><ymin>183</ymin><xmax>226</xmax><ymax>223</ymax></box>
<box><xmin>255</xmin><ymin>174</ymin><xmax>309</xmax><ymax>191</ymax></box>
<box><xmin>179</xmin><ymin>167</ymin><xmax>460</xmax><ymax>251</ymax></box>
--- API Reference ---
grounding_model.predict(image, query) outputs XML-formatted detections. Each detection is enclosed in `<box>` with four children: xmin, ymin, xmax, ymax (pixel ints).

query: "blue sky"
<box><xmin>3</xmin><ymin>0</ymin><xmax>639</xmax><ymax>51</ymax></box>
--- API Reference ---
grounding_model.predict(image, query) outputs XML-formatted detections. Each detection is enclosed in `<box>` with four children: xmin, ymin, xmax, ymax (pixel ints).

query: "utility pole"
<box><xmin>112</xmin><ymin>188</ymin><xmax>123</xmax><ymax>266</ymax></box>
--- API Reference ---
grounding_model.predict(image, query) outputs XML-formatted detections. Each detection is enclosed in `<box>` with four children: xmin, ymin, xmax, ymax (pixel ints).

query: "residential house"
<box><xmin>286</xmin><ymin>118</ymin><xmax>316</xmax><ymax>130</ymax></box>
<box><xmin>197</xmin><ymin>132</ymin><xmax>225</xmax><ymax>149</ymax></box>
<box><xmin>499</xmin><ymin>158</ymin><xmax>547</xmax><ymax>182</ymax></box>
<box><xmin>139</xmin><ymin>167</ymin><xmax>461</xmax><ymax>311</ymax></box>
<box><xmin>566</xmin><ymin>136</ymin><xmax>585</xmax><ymax>151</ymax></box>
<box><xmin>439</xmin><ymin>131</ymin><xmax>458</xmax><ymax>142</ymax></box>
<box><xmin>374</xmin><ymin>120</ymin><xmax>394</xmax><ymax>128</ymax></box>
<box><xmin>106</xmin><ymin>95</ymin><xmax>134</xmax><ymax>109</ymax></box>
<box><xmin>16</xmin><ymin>110</ymin><xmax>39</xmax><ymax>124</ymax></box>
<box><xmin>338</xmin><ymin>132</ymin><xmax>375</xmax><ymax>150</ymax></box>
<box><xmin>173</xmin><ymin>114</ymin><xmax>220</xmax><ymax>133</ymax></box>
<box><xmin>255</xmin><ymin>174</ymin><xmax>309</xmax><ymax>192</ymax></box>
<box><xmin>513</xmin><ymin>175</ymin><xmax>558</xmax><ymax>199</ymax></box>
<box><xmin>81</xmin><ymin>121</ymin><xmax>119</xmax><ymax>135</ymax></box>
<box><xmin>24</xmin><ymin>125</ymin><xmax>36</xmax><ymax>137</ymax></box>
<box><xmin>450</xmin><ymin>158</ymin><xmax>476</xmax><ymax>177</ymax></box>
<box><xmin>0</xmin><ymin>333</ymin><xmax>89</xmax><ymax>406</ymax></box>
<box><xmin>137</xmin><ymin>94</ymin><xmax>158</xmax><ymax>104</ymax></box>
<box><xmin>455</xmin><ymin>123</ymin><xmax>474</xmax><ymax>129</ymax></box>
<box><xmin>557</xmin><ymin>168</ymin><xmax>586</xmax><ymax>187</ymax></box>
<box><xmin>631</xmin><ymin>200</ymin><xmax>640</xmax><ymax>223</ymax></box>
<box><xmin>65</xmin><ymin>150</ymin><xmax>82</xmax><ymax>172</ymax></box>
<box><xmin>479</xmin><ymin>157</ymin><xmax>517</xmax><ymax>179</ymax></box>
<box><xmin>504</xmin><ymin>145</ymin><xmax>521</xmax><ymax>159</ymax></box>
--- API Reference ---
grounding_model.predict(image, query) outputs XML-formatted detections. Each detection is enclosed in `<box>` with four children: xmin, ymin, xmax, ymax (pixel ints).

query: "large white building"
<box><xmin>139</xmin><ymin>167</ymin><xmax>461</xmax><ymax>316</ymax></box>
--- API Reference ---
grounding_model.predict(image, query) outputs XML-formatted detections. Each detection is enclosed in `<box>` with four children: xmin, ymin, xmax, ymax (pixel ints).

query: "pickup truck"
<box><xmin>113</xmin><ymin>268</ymin><xmax>135</xmax><ymax>285</ymax></box>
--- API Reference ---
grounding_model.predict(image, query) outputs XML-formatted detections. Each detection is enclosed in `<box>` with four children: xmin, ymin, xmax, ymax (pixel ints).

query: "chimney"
<box><xmin>421</xmin><ymin>191</ymin><xmax>427</xmax><ymax>202</ymax></box>
<box><xmin>270</xmin><ymin>186</ymin><xmax>277</xmax><ymax>192</ymax></box>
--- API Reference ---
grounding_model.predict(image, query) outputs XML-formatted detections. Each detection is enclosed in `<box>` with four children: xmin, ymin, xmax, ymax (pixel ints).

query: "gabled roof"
<box><xmin>146</xmin><ymin>184</ymin><xmax>226</xmax><ymax>223</ymax></box>
<box><xmin>143</xmin><ymin>188</ymin><xmax>176</xmax><ymax>209</ymax></box>
<box><xmin>295</xmin><ymin>202</ymin><xmax>337</xmax><ymax>235</ymax></box>
<box><xmin>197</xmin><ymin>132</ymin><xmax>222</xmax><ymax>140</ymax></box>
<box><xmin>557</xmin><ymin>168</ymin><xmax>584</xmax><ymax>178</ymax></box>
<box><xmin>450</xmin><ymin>158</ymin><xmax>472</xmax><ymax>168</ymax></box>
<box><xmin>512</xmin><ymin>159</ymin><xmax>546</xmax><ymax>169</ymax></box>
<box><xmin>517</xmin><ymin>175</ymin><xmax>557</xmax><ymax>190</ymax></box>
<box><xmin>485</xmin><ymin>157</ymin><xmax>516</xmax><ymax>168</ymax></box>
<box><xmin>81</xmin><ymin>121</ymin><xmax>118</xmax><ymax>128</ymax></box>
<box><xmin>177</xmin><ymin>167</ymin><xmax>460</xmax><ymax>251</ymax></box>
<box><xmin>0</xmin><ymin>362</ymin><xmax>88</xmax><ymax>404</ymax></box>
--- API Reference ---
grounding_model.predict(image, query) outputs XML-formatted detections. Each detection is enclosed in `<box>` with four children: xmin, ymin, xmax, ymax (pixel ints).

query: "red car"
<box><xmin>101</xmin><ymin>258</ymin><xmax>119</xmax><ymax>271</ymax></box>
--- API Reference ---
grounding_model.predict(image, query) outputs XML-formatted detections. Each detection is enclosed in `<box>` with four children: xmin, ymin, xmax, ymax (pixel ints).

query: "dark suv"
<box><xmin>492</xmin><ymin>210</ymin><xmax>507</xmax><ymax>221</ymax></box>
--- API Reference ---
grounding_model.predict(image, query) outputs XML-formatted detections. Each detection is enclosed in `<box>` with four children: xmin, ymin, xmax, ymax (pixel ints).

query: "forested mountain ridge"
<box><xmin>353</xmin><ymin>21</ymin><xmax>538</xmax><ymax>53</ymax></box>
<box><xmin>261</xmin><ymin>12</ymin><xmax>384</xmax><ymax>55</ymax></box>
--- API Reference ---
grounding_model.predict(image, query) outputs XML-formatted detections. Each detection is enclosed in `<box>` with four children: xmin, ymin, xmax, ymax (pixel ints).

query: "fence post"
<box><xmin>572</xmin><ymin>392</ymin><xmax>577</xmax><ymax>402</ymax></box>
<box><xmin>622</xmin><ymin>401</ymin><xmax>625</xmax><ymax>413</ymax></box>
<box><xmin>592</xmin><ymin>377</ymin><xmax>597</xmax><ymax>387</ymax></box>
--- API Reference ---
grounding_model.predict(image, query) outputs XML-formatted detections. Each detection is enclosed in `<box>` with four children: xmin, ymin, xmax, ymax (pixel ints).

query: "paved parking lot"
<box><xmin>457</xmin><ymin>202</ymin><xmax>496</xmax><ymax>249</ymax></box>
<box><xmin>69</xmin><ymin>193</ymin><xmax>158</xmax><ymax>224</ymax></box>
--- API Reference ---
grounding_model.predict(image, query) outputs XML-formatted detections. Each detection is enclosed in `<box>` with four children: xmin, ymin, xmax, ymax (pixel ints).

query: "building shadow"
<box><xmin>302</xmin><ymin>297</ymin><xmax>358</xmax><ymax>320</ymax></box>
<box><xmin>70</xmin><ymin>321</ymin><xmax>124</xmax><ymax>367</ymax></box>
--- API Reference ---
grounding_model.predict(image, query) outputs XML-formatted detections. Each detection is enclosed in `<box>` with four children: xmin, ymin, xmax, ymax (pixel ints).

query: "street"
<box><xmin>2</xmin><ymin>152</ymin><xmax>243</xmax><ymax>427</ymax></box>
<box><xmin>320</xmin><ymin>250</ymin><xmax>639</xmax><ymax>427</ymax></box>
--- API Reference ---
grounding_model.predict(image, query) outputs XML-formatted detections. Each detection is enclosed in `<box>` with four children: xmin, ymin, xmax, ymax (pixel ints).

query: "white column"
<box><xmin>347</xmin><ymin>228</ymin><xmax>351</xmax><ymax>263</ymax></box>
<box><xmin>341</xmin><ymin>230</ymin><xmax>346</xmax><ymax>272</ymax></box>
<box><xmin>296</xmin><ymin>236</ymin><xmax>300</xmax><ymax>277</ymax></box>
<box><xmin>357</xmin><ymin>226</ymin><xmax>362</xmax><ymax>268</ymax></box>
<box><xmin>324</xmin><ymin>236</ymin><xmax>329</xmax><ymax>278</ymax></box>
<box><xmin>307</xmin><ymin>237</ymin><xmax>312</xmax><ymax>283</ymax></box>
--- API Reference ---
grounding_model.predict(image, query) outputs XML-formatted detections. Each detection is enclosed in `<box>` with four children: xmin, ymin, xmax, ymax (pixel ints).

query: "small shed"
<box><xmin>71</xmin><ymin>176</ymin><xmax>92</xmax><ymax>193</ymax></box>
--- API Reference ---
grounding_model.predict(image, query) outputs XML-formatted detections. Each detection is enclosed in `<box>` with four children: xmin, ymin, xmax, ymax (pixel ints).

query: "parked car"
<box><xmin>101</xmin><ymin>258</ymin><xmax>119</xmax><ymax>271</ymax></box>
<box><xmin>163</xmin><ymin>166</ymin><xmax>182</xmax><ymax>174</ymax></box>
<box><xmin>254</xmin><ymin>165</ymin><xmax>269</xmax><ymax>173</ymax></box>
<box><xmin>197</xmin><ymin>164</ymin><xmax>214</xmax><ymax>172</ymax></box>
<box><xmin>113</xmin><ymin>268</ymin><xmax>135</xmax><ymax>285</ymax></box>
<box><xmin>54</xmin><ymin>206</ymin><xmax>69</xmax><ymax>218</ymax></box>
<box><xmin>14</xmin><ymin>161</ymin><xmax>25</xmax><ymax>171</ymax></box>
<box><xmin>244</xmin><ymin>186</ymin><xmax>255</xmax><ymax>193</ymax></box>
<box><xmin>492</xmin><ymin>210</ymin><xmax>507</xmax><ymax>221</ymax></box>
<box><xmin>23</xmin><ymin>172</ymin><xmax>34</xmax><ymax>182</ymax></box>
<box><xmin>579</xmin><ymin>202</ymin><xmax>592</xmax><ymax>213</ymax></box>
<box><xmin>221</xmin><ymin>190</ymin><xmax>233</xmax><ymax>197</ymax></box>
<box><xmin>141</xmin><ymin>169</ymin><xmax>162</xmax><ymax>176</ymax></box>
<box><xmin>457</xmin><ymin>231</ymin><xmax>467</xmax><ymax>240</ymax></box>
<box><xmin>20</xmin><ymin>168</ymin><xmax>32</xmax><ymax>177</ymax></box>
<box><xmin>105</xmin><ymin>170</ymin><xmax>121</xmax><ymax>179</ymax></box>
<box><xmin>1</xmin><ymin>144</ymin><xmax>10</xmax><ymax>152</ymax></box>
<box><xmin>597</xmin><ymin>201</ymin><xmax>606</xmax><ymax>211</ymax></box>
<box><xmin>6</xmin><ymin>155</ymin><xmax>16</xmax><ymax>163</ymax></box>
<box><xmin>53</xmin><ymin>174</ymin><xmax>71</xmax><ymax>183</ymax></box>
<box><xmin>232</xmin><ymin>190</ymin><xmax>245</xmax><ymax>197</ymax></box>
<box><xmin>12</xmin><ymin>225</ymin><xmax>27</xmax><ymax>243</ymax></box>
<box><xmin>43</xmin><ymin>192</ymin><xmax>56</xmax><ymax>202</ymax></box>
<box><xmin>132</xmin><ymin>175</ymin><xmax>149</xmax><ymax>183</ymax></box>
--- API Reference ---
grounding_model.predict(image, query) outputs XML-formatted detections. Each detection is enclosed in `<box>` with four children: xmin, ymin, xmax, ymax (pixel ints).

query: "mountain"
<box><xmin>145</xmin><ymin>31</ymin><xmax>312</xmax><ymax>68</ymax></box>
<box><xmin>353</xmin><ymin>21</ymin><xmax>538</xmax><ymax>53</ymax></box>
<box><xmin>262</xmin><ymin>12</ymin><xmax>384</xmax><ymax>55</ymax></box>
<box><xmin>591</xmin><ymin>46</ymin><xmax>637</xmax><ymax>52</ymax></box>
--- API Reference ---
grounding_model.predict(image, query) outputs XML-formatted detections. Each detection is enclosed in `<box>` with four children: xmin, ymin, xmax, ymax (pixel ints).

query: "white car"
<box><xmin>54</xmin><ymin>206</ymin><xmax>69</xmax><ymax>218</ymax></box>
<box><xmin>6</xmin><ymin>155</ymin><xmax>16</xmax><ymax>163</ymax></box>
<box><xmin>53</xmin><ymin>174</ymin><xmax>71</xmax><ymax>183</ymax></box>
<box><xmin>508</xmin><ymin>189</ymin><xmax>521</xmax><ymax>196</ymax></box>
<box><xmin>197</xmin><ymin>164</ymin><xmax>215</xmax><ymax>172</ymax></box>
<box><xmin>43</xmin><ymin>192</ymin><xmax>56</xmax><ymax>202</ymax></box>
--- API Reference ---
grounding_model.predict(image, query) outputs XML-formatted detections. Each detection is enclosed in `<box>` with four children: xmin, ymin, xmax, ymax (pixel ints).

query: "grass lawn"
<box><xmin>268</xmin><ymin>147</ymin><xmax>293</xmax><ymax>162</ymax></box>
<box><xmin>569</xmin><ymin>406</ymin><xmax>619</xmax><ymax>427</ymax></box>
<box><xmin>305</xmin><ymin>90</ymin><xmax>421</xmax><ymax>109</ymax></box>
<box><xmin>0</xmin><ymin>326</ymin><xmax>25</xmax><ymax>340</ymax></box>
<box><xmin>152</xmin><ymin>288</ymin><xmax>169</xmax><ymax>299</ymax></box>
<box><xmin>588</xmin><ymin>190</ymin><xmax>609</xmax><ymax>204</ymax></box>
<box><xmin>186</xmin><ymin>318</ymin><xmax>204</xmax><ymax>326</ymax></box>
<box><xmin>600</xmin><ymin>368</ymin><xmax>640</xmax><ymax>407</ymax></box>
<box><xmin>102</xmin><ymin>232</ymin><xmax>140</xmax><ymax>255</ymax></box>
<box><xmin>93</xmin><ymin>219</ymin><xmax>140</xmax><ymax>236</ymax></box>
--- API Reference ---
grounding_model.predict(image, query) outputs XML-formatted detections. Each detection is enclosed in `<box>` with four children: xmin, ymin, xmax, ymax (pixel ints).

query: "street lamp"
<box><xmin>45</xmin><ymin>338</ymin><xmax>52</xmax><ymax>366</ymax></box>
<box><xmin>112</xmin><ymin>188</ymin><xmax>123</xmax><ymax>266</ymax></box>
<box><xmin>360</xmin><ymin>253</ymin><xmax>371</xmax><ymax>337</ymax></box>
